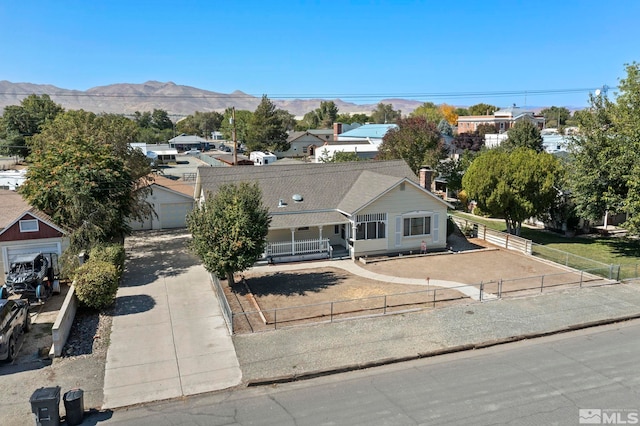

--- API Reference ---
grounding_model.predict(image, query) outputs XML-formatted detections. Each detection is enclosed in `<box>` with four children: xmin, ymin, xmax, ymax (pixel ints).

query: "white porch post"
<box><xmin>351</xmin><ymin>221</ymin><xmax>357</xmax><ymax>257</ymax></box>
<box><xmin>318</xmin><ymin>226</ymin><xmax>323</xmax><ymax>250</ymax></box>
<box><xmin>290</xmin><ymin>228</ymin><xmax>296</xmax><ymax>255</ymax></box>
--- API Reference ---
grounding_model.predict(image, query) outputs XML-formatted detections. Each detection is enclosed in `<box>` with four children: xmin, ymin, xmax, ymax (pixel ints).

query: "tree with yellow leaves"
<box><xmin>439</xmin><ymin>103</ymin><xmax>458</xmax><ymax>125</ymax></box>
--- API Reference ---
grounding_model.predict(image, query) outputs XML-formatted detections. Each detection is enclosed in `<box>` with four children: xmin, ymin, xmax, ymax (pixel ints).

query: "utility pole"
<box><xmin>231</xmin><ymin>107</ymin><xmax>237</xmax><ymax>165</ymax></box>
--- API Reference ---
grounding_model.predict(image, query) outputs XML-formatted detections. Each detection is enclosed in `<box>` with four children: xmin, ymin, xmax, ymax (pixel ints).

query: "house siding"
<box><xmin>353</xmin><ymin>184</ymin><xmax>448</xmax><ymax>256</ymax></box>
<box><xmin>0</xmin><ymin>213</ymin><xmax>64</xmax><ymax>242</ymax></box>
<box><xmin>277</xmin><ymin>134</ymin><xmax>324</xmax><ymax>158</ymax></box>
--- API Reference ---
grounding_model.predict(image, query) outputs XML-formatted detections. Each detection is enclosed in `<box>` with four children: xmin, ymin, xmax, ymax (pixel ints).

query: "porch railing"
<box><xmin>266</xmin><ymin>238</ymin><xmax>331</xmax><ymax>257</ymax></box>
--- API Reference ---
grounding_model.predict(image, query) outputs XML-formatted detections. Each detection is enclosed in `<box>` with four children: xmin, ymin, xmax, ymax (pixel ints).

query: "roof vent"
<box><xmin>278</xmin><ymin>199</ymin><xmax>287</xmax><ymax>208</ymax></box>
<box><xmin>292</xmin><ymin>194</ymin><xmax>303</xmax><ymax>203</ymax></box>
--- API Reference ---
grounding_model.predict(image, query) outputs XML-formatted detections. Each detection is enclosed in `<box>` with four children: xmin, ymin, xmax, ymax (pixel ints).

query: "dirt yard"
<box><xmin>223</xmin><ymin>240</ymin><xmax>612</xmax><ymax>334</ymax></box>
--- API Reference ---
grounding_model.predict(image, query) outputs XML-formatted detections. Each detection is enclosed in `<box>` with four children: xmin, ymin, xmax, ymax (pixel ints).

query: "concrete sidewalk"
<box><xmin>233</xmin><ymin>280</ymin><xmax>640</xmax><ymax>385</ymax></box>
<box><xmin>102</xmin><ymin>230</ymin><xmax>241</xmax><ymax>409</ymax></box>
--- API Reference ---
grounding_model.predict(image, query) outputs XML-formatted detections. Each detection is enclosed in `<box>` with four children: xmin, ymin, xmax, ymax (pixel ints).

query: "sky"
<box><xmin>1</xmin><ymin>0</ymin><xmax>639</xmax><ymax>109</ymax></box>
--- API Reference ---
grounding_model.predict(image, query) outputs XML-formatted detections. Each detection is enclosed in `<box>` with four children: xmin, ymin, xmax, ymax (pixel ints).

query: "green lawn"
<box><xmin>451</xmin><ymin>211</ymin><xmax>640</xmax><ymax>278</ymax></box>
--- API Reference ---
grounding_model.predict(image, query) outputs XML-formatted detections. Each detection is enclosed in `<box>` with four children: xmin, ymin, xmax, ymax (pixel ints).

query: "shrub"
<box><xmin>89</xmin><ymin>244</ymin><xmax>125</xmax><ymax>279</ymax></box>
<box><xmin>74</xmin><ymin>260</ymin><xmax>119</xmax><ymax>310</ymax></box>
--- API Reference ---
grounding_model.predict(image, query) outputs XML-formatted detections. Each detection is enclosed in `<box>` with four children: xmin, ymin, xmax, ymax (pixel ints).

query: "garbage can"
<box><xmin>63</xmin><ymin>388</ymin><xmax>84</xmax><ymax>426</ymax></box>
<box><xmin>29</xmin><ymin>386</ymin><xmax>60</xmax><ymax>426</ymax></box>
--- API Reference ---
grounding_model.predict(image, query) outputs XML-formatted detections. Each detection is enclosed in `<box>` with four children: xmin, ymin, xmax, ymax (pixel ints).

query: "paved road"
<box><xmin>102</xmin><ymin>319</ymin><xmax>640</xmax><ymax>425</ymax></box>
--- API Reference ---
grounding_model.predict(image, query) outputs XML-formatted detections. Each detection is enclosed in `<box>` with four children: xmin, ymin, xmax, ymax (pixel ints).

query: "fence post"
<box><xmin>480</xmin><ymin>281</ymin><xmax>483</xmax><ymax>301</ymax></box>
<box><xmin>330</xmin><ymin>302</ymin><xmax>334</xmax><ymax>322</ymax></box>
<box><xmin>565</xmin><ymin>252</ymin><xmax>569</xmax><ymax>266</ymax></box>
<box><xmin>609</xmin><ymin>264</ymin><xmax>613</xmax><ymax>280</ymax></box>
<box><xmin>433</xmin><ymin>289</ymin><xmax>436</xmax><ymax>308</ymax></box>
<box><xmin>384</xmin><ymin>296</ymin><xmax>387</xmax><ymax>315</ymax></box>
<box><xmin>498</xmin><ymin>279</ymin><xmax>502</xmax><ymax>298</ymax></box>
<box><xmin>580</xmin><ymin>270</ymin><xmax>583</xmax><ymax>287</ymax></box>
<box><xmin>540</xmin><ymin>275</ymin><xmax>545</xmax><ymax>293</ymax></box>
<box><xmin>274</xmin><ymin>309</ymin><xmax>277</xmax><ymax>330</ymax></box>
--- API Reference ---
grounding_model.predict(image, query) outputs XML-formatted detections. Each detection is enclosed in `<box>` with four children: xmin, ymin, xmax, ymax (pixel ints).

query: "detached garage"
<box><xmin>0</xmin><ymin>190</ymin><xmax>69</xmax><ymax>285</ymax></box>
<box><xmin>131</xmin><ymin>175</ymin><xmax>195</xmax><ymax>231</ymax></box>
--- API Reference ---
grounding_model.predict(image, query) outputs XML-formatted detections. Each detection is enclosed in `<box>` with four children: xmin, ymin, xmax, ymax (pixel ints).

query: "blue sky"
<box><xmin>1</xmin><ymin>0</ymin><xmax>638</xmax><ymax>108</ymax></box>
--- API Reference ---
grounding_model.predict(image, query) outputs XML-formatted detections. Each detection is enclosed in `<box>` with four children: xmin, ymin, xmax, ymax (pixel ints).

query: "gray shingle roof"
<box><xmin>197</xmin><ymin>160</ymin><xmax>419</xmax><ymax>219</ymax></box>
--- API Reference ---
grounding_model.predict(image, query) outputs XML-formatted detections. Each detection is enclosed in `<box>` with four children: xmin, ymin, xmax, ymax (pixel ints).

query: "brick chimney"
<box><xmin>333</xmin><ymin>122</ymin><xmax>343</xmax><ymax>139</ymax></box>
<box><xmin>419</xmin><ymin>166</ymin><xmax>434</xmax><ymax>191</ymax></box>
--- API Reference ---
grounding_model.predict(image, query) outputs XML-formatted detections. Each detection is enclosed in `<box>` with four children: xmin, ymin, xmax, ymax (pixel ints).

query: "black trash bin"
<box><xmin>63</xmin><ymin>388</ymin><xmax>84</xmax><ymax>426</ymax></box>
<box><xmin>30</xmin><ymin>386</ymin><xmax>61</xmax><ymax>426</ymax></box>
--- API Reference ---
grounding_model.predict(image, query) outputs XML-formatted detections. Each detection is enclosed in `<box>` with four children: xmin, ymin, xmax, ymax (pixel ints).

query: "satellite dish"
<box><xmin>595</xmin><ymin>89</ymin><xmax>601</xmax><ymax>96</ymax></box>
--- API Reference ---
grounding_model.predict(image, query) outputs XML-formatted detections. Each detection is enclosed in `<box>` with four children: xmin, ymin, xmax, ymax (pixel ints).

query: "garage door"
<box><xmin>6</xmin><ymin>243</ymin><xmax>61</xmax><ymax>263</ymax></box>
<box><xmin>159</xmin><ymin>203</ymin><xmax>193</xmax><ymax>229</ymax></box>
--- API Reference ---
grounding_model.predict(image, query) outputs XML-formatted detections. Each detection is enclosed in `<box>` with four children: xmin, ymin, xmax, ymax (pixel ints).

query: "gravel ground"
<box><xmin>0</xmin><ymin>302</ymin><xmax>113</xmax><ymax>426</ymax></box>
<box><xmin>63</xmin><ymin>306</ymin><xmax>113</xmax><ymax>357</ymax></box>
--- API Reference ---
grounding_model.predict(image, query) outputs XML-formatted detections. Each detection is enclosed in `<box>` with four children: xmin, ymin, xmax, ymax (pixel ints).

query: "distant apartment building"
<box><xmin>457</xmin><ymin>104</ymin><xmax>545</xmax><ymax>134</ymax></box>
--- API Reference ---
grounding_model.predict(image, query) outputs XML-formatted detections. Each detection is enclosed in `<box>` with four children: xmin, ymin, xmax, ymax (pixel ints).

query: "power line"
<box><xmin>0</xmin><ymin>87</ymin><xmax>616</xmax><ymax>101</ymax></box>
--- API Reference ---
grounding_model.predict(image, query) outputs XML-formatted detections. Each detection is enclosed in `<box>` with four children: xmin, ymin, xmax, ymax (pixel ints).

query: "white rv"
<box><xmin>249</xmin><ymin>151</ymin><xmax>277</xmax><ymax>166</ymax></box>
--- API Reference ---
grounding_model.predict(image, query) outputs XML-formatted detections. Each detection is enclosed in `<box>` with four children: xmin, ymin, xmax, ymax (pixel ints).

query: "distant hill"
<box><xmin>0</xmin><ymin>80</ymin><xmax>425</xmax><ymax>118</ymax></box>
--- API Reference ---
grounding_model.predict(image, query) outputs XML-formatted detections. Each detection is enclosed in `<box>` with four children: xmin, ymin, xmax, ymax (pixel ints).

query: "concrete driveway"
<box><xmin>102</xmin><ymin>230</ymin><xmax>241</xmax><ymax>409</ymax></box>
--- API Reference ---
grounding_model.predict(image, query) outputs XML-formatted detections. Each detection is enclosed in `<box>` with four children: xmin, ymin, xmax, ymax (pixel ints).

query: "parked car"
<box><xmin>0</xmin><ymin>299</ymin><xmax>30</xmax><ymax>362</ymax></box>
<box><xmin>2</xmin><ymin>253</ymin><xmax>56</xmax><ymax>301</ymax></box>
<box><xmin>185</xmin><ymin>149</ymin><xmax>201</xmax><ymax>155</ymax></box>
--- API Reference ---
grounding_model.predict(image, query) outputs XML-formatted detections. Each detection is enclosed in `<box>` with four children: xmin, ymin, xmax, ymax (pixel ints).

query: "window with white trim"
<box><xmin>19</xmin><ymin>219</ymin><xmax>39</xmax><ymax>233</ymax></box>
<box><xmin>355</xmin><ymin>213</ymin><xmax>387</xmax><ymax>240</ymax></box>
<box><xmin>403</xmin><ymin>216</ymin><xmax>431</xmax><ymax>237</ymax></box>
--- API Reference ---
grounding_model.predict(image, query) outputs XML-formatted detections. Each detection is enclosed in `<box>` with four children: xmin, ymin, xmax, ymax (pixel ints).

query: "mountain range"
<box><xmin>0</xmin><ymin>80</ymin><xmax>425</xmax><ymax>118</ymax></box>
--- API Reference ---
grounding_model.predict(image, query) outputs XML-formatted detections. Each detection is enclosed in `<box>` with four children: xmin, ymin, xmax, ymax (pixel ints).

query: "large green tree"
<box><xmin>176</xmin><ymin>111</ymin><xmax>224</xmax><ymax>137</ymax></box>
<box><xmin>335</xmin><ymin>112</ymin><xmax>370</xmax><ymax>124</ymax></box>
<box><xmin>21</xmin><ymin>110</ymin><xmax>153</xmax><ymax>247</ymax></box>
<box><xmin>468</xmin><ymin>103</ymin><xmax>498</xmax><ymax>116</ymax></box>
<box><xmin>377</xmin><ymin>116</ymin><xmax>447</xmax><ymax>174</ymax></box>
<box><xmin>0</xmin><ymin>94</ymin><xmax>64</xmax><ymax>156</ymax></box>
<box><xmin>187</xmin><ymin>182</ymin><xmax>270</xmax><ymax>284</ymax></box>
<box><xmin>570</xmin><ymin>63</ymin><xmax>640</xmax><ymax>233</ymax></box>
<box><xmin>502</xmin><ymin>120</ymin><xmax>544</xmax><ymax>152</ymax></box>
<box><xmin>245</xmin><ymin>95</ymin><xmax>289</xmax><ymax>152</ymax></box>
<box><xmin>540</xmin><ymin>106</ymin><xmax>571</xmax><ymax>128</ymax></box>
<box><xmin>371</xmin><ymin>103</ymin><xmax>401</xmax><ymax>124</ymax></box>
<box><xmin>462</xmin><ymin>148</ymin><xmax>563</xmax><ymax>235</ymax></box>
<box><xmin>410</xmin><ymin>102</ymin><xmax>443</xmax><ymax>123</ymax></box>
<box><xmin>220</xmin><ymin>108</ymin><xmax>252</xmax><ymax>143</ymax></box>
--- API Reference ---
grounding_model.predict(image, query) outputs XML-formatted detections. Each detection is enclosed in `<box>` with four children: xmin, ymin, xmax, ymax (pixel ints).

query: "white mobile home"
<box><xmin>249</xmin><ymin>151</ymin><xmax>277</xmax><ymax>166</ymax></box>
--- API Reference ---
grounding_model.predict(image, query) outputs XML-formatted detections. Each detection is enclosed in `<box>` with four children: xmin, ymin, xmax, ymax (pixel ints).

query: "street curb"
<box><xmin>246</xmin><ymin>312</ymin><xmax>640</xmax><ymax>387</ymax></box>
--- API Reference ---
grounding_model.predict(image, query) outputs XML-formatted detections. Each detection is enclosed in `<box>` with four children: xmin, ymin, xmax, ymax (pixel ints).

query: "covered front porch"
<box><xmin>264</xmin><ymin>212</ymin><xmax>350</xmax><ymax>263</ymax></box>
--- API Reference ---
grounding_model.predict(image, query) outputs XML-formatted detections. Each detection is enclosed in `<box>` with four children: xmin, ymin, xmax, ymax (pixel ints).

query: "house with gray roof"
<box><xmin>168</xmin><ymin>134</ymin><xmax>210</xmax><ymax>151</ymax></box>
<box><xmin>194</xmin><ymin>160</ymin><xmax>452</xmax><ymax>262</ymax></box>
<box><xmin>275</xmin><ymin>131</ymin><xmax>327</xmax><ymax>159</ymax></box>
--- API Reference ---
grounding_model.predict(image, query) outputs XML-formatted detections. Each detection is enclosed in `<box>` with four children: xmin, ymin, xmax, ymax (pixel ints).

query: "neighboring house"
<box><xmin>309</xmin><ymin>123</ymin><xmax>398</xmax><ymax>162</ymax></box>
<box><xmin>194</xmin><ymin>160</ymin><xmax>453</xmax><ymax>262</ymax></box>
<box><xmin>484</xmin><ymin>132</ymin><xmax>570</xmax><ymax>154</ymax></box>
<box><xmin>0</xmin><ymin>169</ymin><xmax>27</xmax><ymax>191</ymax></box>
<box><xmin>131</xmin><ymin>143</ymin><xmax>178</xmax><ymax>164</ymax></box>
<box><xmin>129</xmin><ymin>175</ymin><xmax>195</xmax><ymax>231</ymax></box>
<box><xmin>168</xmin><ymin>134</ymin><xmax>210</xmax><ymax>152</ymax></box>
<box><xmin>275</xmin><ymin>131</ymin><xmax>327</xmax><ymax>158</ymax></box>
<box><xmin>335</xmin><ymin>123</ymin><xmax>398</xmax><ymax>144</ymax></box>
<box><xmin>0</xmin><ymin>190</ymin><xmax>69</xmax><ymax>285</ymax></box>
<box><xmin>314</xmin><ymin>143</ymin><xmax>379</xmax><ymax>163</ymax></box>
<box><xmin>457</xmin><ymin>104</ymin><xmax>545</xmax><ymax>134</ymax></box>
